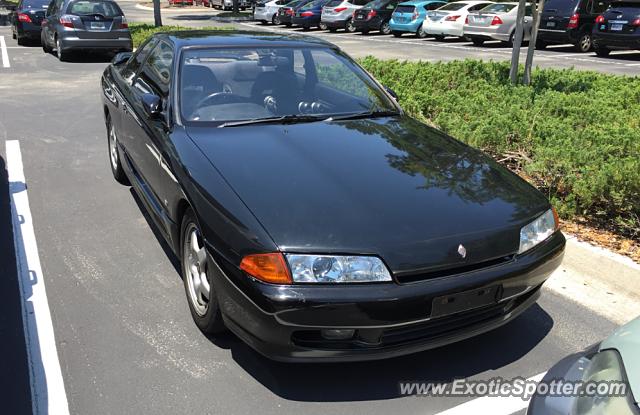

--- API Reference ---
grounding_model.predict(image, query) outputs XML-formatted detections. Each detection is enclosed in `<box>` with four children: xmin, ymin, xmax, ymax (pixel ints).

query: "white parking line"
<box><xmin>0</xmin><ymin>35</ymin><xmax>10</xmax><ymax>68</ymax></box>
<box><xmin>6</xmin><ymin>140</ymin><xmax>70</xmax><ymax>415</ymax></box>
<box><xmin>435</xmin><ymin>372</ymin><xmax>546</xmax><ymax>415</ymax></box>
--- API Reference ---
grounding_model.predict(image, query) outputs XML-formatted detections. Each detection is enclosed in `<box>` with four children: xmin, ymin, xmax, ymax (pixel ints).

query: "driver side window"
<box><xmin>136</xmin><ymin>41</ymin><xmax>174</xmax><ymax>100</ymax></box>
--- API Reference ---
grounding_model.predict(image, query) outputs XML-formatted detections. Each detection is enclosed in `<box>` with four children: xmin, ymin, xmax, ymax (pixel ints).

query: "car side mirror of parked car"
<box><xmin>141</xmin><ymin>94</ymin><xmax>162</xmax><ymax>119</ymax></box>
<box><xmin>112</xmin><ymin>52</ymin><xmax>133</xmax><ymax>66</ymax></box>
<box><xmin>384</xmin><ymin>86</ymin><xmax>398</xmax><ymax>100</ymax></box>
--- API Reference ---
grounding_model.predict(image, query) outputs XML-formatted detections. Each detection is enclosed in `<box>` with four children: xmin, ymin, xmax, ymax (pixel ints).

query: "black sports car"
<box><xmin>100</xmin><ymin>31</ymin><xmax>565</xmax><ymax>362</ymax></box>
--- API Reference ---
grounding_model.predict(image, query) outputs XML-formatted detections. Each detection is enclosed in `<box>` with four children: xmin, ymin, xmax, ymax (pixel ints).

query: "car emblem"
<box><xmin>95</xmin><ymin>15</ymin><xmax>100</xmax><ymax>20</ymax></box>
<box><xmin>457</xmin><ymin>244</ymin><xmax>467</xmax><ymax>259</ymax></box>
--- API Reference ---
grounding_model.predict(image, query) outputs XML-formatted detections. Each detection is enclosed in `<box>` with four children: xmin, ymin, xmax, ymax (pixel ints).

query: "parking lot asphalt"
<box><xmin>0</xmin><ymin>24</ymin><xmax>628</xmax><ymax>415</ymax></box>
<box><xmin>115</xmin><ymin>0</ymin><xmax>640</xmax><ymax>76</ymax></box>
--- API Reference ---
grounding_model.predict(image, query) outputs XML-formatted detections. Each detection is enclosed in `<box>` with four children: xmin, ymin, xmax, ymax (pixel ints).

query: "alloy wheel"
<box><xmin>183</xmin><ymin>224</ymin><xmax>211</xmax><ymax>317</ymax></box>
<box><xmin>346</xmin><ymin>19</ymin><xmax>356</xmax><ymax>32</ymax></box>
<box><xmin>578</xmin><ymin>33</ymin><xmax>592</xmax><ymax>52</ymax></box>
<box><xmin>108</xmin><ymin>125</ymin><xmax>119</xmax><ymax>171</ymax></box>
<box><xmin>381</xmin><ymin>22</ymin><xmax>391</xmax><ymax>35</ymax></box>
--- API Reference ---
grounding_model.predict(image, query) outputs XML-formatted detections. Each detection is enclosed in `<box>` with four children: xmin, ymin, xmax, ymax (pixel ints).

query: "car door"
<box><xmin>127</xmin><ymin>41</ymin><xmax>177</xmax><ymax>235</ymax></box>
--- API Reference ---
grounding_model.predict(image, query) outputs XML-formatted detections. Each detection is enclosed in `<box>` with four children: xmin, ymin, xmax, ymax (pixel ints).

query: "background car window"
<box><xmin>121</xmin><ymin>39</ymin><xmax>156</xmax><ymax>82</ymax></box>
<box><xmin>66</xmin><ymin>0</ymin><xmax>123</xmax><ymax>16</ymax></box>
<box><xmin>591</xmin><ymin>0</ymin><xmax>609</xmax><ymax>12</ymax></box>
<box><xmin>385</xmin><ymin>1</ymin><xmax>397</xmax><ymax>9</ymax></box>
<box><xmin>480</xmin><ymin>3</ymin><xmax>516</xmax><ymax>12</ymax></box>
<box><xmin>467</xmin><ymin>3</ymin><xmax>489</xmax><ymax>11</ymax></box>
<box><xmin>542</xmin><ymin>0</ymin><xmax>579</xmax><ymax>14</ymax></box>
<box><xmin>525</xmin><ymin>4</ymin><xmax>532</xmax><ymax>15</ymax></box>
<box><xmin>137</xmin><ymin>41</ymin><xmax>174</xmax><ymax>99</ymax></box>
<box><xmin>326</xmin><ymin>0</ymin><xmax>342</xmax><ymax>6</ymax></box>
<box><xmin>426</xmin><ymin>2</ymin><xmax>445</xmax><ymax>10</ymax></box>
<box><xmin>438</xmin><ymin>2</ymin><xmax>468</xmax><ymax>11</ymax></box>
<box><xmin>23</xmin><ymin>0</ymin><xmax>50</xmax><ymax>8</ymax></box>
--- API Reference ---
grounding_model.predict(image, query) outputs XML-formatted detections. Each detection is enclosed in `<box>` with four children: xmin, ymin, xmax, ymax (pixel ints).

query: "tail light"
<box><xmin>465</xmin><ymin>16</ymin><xmax>468</xmax><ymax>24</ymax></box>
<box><xmin>367</xmin><ymin>9</ymin><xmax>377</xmax><ymax>19</ymax></box>
<box><xmin>412</xmin><ymin>10</ymin><xmax>419</xmax><ymax>20</ymax></box>
<box><xmin>445</xmin><ymin>14</ymin><xmax>460</xmax><ymax>21</ymax></box>
<box><xmin>286</xmin><ymin>8</ymin><xmax>294</xmax><ymax>15</ymax></box>
<box><xmin>334</xmin><ymin>6</ymin><xmax>347</xmax><ymax>12</ymax></box>
<box><xmin>301</xmin><ymin>11</ymin><xmax>313</xmax><ymax>16</ymax></box>
<box><xmin>60</xmin><ymin>15</ymin><xmax>74</xmax><ymax>28</ymax></box>
<box><xmin>17</xmin><ymin>13</ymin><xmax>32</xmax><ymax>23</ymax></box>
<box><xmin>632</xmin><ymin>18</ymin><xmax>640</xmax><ymax>26</ymax></box>
<box><xmin>490</xmin><ymin>15</ymin><xmax>503</xmax><ymax>25</ymax></box>
<box><xmin>120</xmin><ymin>16</ymin><xmax>128</xmax><ymax>29</ymax></box>
<box><xmin>567</xmin><ymin>13</ymin><xmax>579</xmax><ymax>29</ymax></box>
<box><xmin>595</xmin><ymin>14</ymin><xmax>605</xmax><ymax>24</ymax></box>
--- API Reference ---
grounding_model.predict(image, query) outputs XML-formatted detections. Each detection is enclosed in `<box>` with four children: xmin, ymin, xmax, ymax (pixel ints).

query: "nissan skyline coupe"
<box><xmin>100</xmin><ymin>31</ymin><xmax>565</xmax><ymax>362</ymax></box>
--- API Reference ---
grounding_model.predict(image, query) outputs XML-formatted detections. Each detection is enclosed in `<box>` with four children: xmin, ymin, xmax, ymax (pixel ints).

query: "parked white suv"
<box><xmin>320</xmin><ymin>0</ymin><xmax>369</xmax><ymax>32</ymax></box>
<box><xmin>254</xmin><ymin>0</ymin><xmax>290</xmax><ymax>24</ymax></box>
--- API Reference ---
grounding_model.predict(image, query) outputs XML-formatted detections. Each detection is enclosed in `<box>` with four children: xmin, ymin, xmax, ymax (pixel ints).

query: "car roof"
<box><xmin>154</xmin><ymin>30</ymin><xmax>336</xmax><ymax>50</ymax></box>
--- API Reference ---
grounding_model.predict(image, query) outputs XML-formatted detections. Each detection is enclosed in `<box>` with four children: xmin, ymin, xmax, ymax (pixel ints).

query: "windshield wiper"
<box><xmin>218</xmin><ymin>114</ymin><xmax>328</xmax><ymax>128</ymax></box>
<box><xmin>325</xmin><ymin>109</ymin><xmax>400</xmax><ymax>122</ymax></box>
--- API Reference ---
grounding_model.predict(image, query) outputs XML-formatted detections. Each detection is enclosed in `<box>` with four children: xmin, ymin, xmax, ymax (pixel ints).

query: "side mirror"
<box><xmin>112</xmin><ymin>51</ymin><xmax>133</xmax><ymax>66</ymax></box>
<box><xmin>384</xmin><ymin>86</ymin><xmax>398</xmax><ymax>101</ymax></box>
<box><xmin>141</xmin><ymin>94</ymin><xmax>162</xmax><ymax>118</ymax></box>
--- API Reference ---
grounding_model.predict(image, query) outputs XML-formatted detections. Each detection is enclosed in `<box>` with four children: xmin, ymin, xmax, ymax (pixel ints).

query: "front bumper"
<box><xmin>211</xmin><ymin>231</ymin><xmax>565</xmax><ymax>362</ymax></box>
<box><xmin>537</xmin><ymin>28</ymin><xmax>578</xmax><ymax>45</ymax></box>
<box><xmin>593</xmin><ymin>32</ymin><xmax>640</xmax><ymax>50</ymax></box>
<box><xmin>59</xmin><ymin>36</ymin><xmax>133</xmax><ymax>52</ymax></box>
<box><xmin>15</xmin><ymin>22</ymin><xmax>43</xmax><ymax>39</ymax></box>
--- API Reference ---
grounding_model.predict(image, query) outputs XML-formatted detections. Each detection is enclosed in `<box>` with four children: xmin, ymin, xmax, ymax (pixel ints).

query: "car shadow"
<box><xmin>209</xmin><ymin>303</ymin><xmax>553</xmax><ymax>402</ymax></box>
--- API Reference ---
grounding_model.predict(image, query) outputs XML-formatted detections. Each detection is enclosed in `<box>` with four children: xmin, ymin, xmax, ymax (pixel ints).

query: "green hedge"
<box><xmin>359</xmin><ymin>58</ymin><xmax>640</xmax><ymax>236</ymax></box>
<box><xmin>129</xmin><ymin>23</ymin><xmax>231</xmax><ymax>48</ymax></box>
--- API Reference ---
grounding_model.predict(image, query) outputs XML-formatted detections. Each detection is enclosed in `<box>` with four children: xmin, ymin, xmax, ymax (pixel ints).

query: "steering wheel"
<box><xmin>195</xmin><ymin>92</ymin><xmax>244</xmax><ymax>109</ymax></box>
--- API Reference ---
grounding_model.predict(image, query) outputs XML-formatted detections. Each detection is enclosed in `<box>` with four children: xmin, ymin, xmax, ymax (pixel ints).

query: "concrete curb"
<box><xmin>135</xmin><ymin>3</ymin><xmax>214</xmax><ymax>12</ymax></box>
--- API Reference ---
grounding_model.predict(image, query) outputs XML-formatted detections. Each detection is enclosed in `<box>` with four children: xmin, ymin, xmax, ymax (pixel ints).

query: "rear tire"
<box><xmin>392</xmin><ymin>31</ymin><xmax>402</xmax><ymax>37</ymax></box>
<box><xmin>106</xmin><ymin>115</ymin><xmax>130</xmax><ymax>185</ymax></box>
<box><xmin>319</xmin><ymin>22</ymin><xmax>327</xmax><ymax>30</ymax></box>
<box><xmin>416</xmin><ymin>26</ymin><xmax>428</xmax><ymax>38</ymax></box>
<box><xmin>380</xmin><ymin>21</ymin><xmax>391</xmax><ymax>35</ymax></box>
<box><xmin>345</xmin><ymin>18</ymin><xmax>356</xmax><ymax>33</ymax></box>
<box><xmin>181</xmin><ymin>208</ymin><xmax>226</xmax><ymax>335</ymax></box>
<box><xmin>56</xmin><ymin>37</ymin><xmax>68</xmax><ymax>62</ymax></box>
<box><xmin>471</xmin><ymin>37</ymin><xmax>484</xmax><ymax>46</ymax></box>
<box><xmin>272</xmin><ymin>13</ymin><xmax>280</xmax><ymax>24</ymax></box>
<box><xmin>574</xmin><ymin>31</ymin><xmax>592</xmax><ymax>52</ymax></box>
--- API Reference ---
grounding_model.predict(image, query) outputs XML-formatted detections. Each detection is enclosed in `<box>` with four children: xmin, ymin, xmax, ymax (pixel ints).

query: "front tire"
<box><xmin>181</xmin><ymin>209</ymin><xmax>226</xmax><ymax>335</ymax></box>
<box><xmin>106</xmin><ymin>116</ymin><xmax>130</xmax><ymax>185</ymax></box>
<box><xmin>272</xmin><ymin>13</ymin><xmax>280</xmax><ymax>25</ymax></box>
<box><xmin>380</xmin><ymin>21</ymin><xmax>391</xmax><ymax>35</ymax></box>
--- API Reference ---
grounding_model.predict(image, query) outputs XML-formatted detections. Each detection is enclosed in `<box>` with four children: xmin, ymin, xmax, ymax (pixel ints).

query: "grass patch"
<box><xmin>359</xmin><ymin>58</ymin><xmax>640</xmax><ymax>237</ymax></box>
<box><xmin>129</xmin><ymin>23</ymin><xmax>231</xmax><ymax>48</ymax></box>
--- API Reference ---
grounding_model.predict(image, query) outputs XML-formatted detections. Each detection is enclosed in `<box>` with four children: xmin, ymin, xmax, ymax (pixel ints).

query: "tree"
<box><xmin>153</xmin><ymin>0</ymin><xmax>163</xmax><ymax>27</ymax></box>
<box><xmin>510</xmin><ymin>0</ymin><xmax>546</xmax><ymax>85</ymax></box>
<box><xmin>509</xmin><ymin>0</ymin><xmax>527</xmax><ymax>84</ymax></box>
<box><xmin>523</xmin><ymin>0</ymin><xmax>545</xmax><ymax>85</ymax></box>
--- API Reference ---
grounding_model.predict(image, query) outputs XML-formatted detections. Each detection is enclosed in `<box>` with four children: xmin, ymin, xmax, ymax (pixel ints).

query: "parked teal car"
<box><xmin>389</xmin><ymin>0</ymin><xmax>448</xmax><ymax>37</ymax></box>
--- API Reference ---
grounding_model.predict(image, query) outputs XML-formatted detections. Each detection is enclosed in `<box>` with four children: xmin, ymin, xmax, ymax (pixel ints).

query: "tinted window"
<box><xmin>179</xmin><ymin>47</ymin><xmax>397</xmax><ymax>123</ymax></box>
<box><xmin>364</xmin><ymin>0</ymin><xmax>387</xmax><ymax>9</ymax></box>
<box><xmin>481</xmin><ymin>3</ymin><xmax>516</xmax><ymax>12</ymax></box>
<box><xmin>542</xmin><ymin>0</ymin><xmax>579</xmax><ymax>14</ymax></box>
<box><xmin>22</xmin><ymin>0</ymin><xmax>50</xmax><ymax>8</ymax></box>
<box><xmin>591</xmin><ymin>0</ymin><xmax>609</xmax><ymax>12</ymax></box>
<box><xmin>326</xmin><ymin>0</ymin><xmax>342</xmax><ymax>6</ymax></box>
<box><xmin>610</xmin><ymin>0</ymin><xmax>640</xmax><ymax>6</ymax></box>
<box><xmin>137</xmin><ymin>41</ymin><xmax>174</xmax><ymax>98</ymax></box>
<box><xmin>438</xmin><ymin>2</ymin><xmax>468</xmax><ymax>10</ymax></box>
<box><xmin>395</xmin><ymin>5</ymin><xmax>414</xmax><ymax>12</ymax></box>
<box><xmin>121</xmin><ymin>38</ymin><xmax>156</xmax><ymax>82</ymax></box>
<box><xmin>426</xmin><ymin>2</ymin><xmax>444</xmax><ymax>10</ymax></box>
<box><xmin>67</xmin><ymin>0</ymin><xmax>123</xmax><ymax>16</ymax></box>
<box><xmin>467</xmin><ymin>3</ymin><xmax>491</xmax><ymax>11</ymax></box>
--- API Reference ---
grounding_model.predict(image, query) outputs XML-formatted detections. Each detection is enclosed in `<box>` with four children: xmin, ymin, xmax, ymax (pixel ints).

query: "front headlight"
<box><xmin>285</xmin><ymin>254</ymin><xmax>392</xmax><ymax>283</ymax></box>
<box><xmin>518</xmin><ymin>208</ymin><xmax>559</xmax><ymax>254</ymax></box>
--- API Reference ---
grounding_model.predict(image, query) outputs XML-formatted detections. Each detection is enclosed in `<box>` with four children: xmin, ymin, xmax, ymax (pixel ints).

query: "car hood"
<box><xmin>186</xmin><ymin>116</ymin><xmax>549</xmax><ymax>273</ymax></box>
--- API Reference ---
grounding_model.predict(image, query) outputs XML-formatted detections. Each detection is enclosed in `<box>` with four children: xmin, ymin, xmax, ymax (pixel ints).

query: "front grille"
<box><xmin>395</xmin><ymin>255</ymin><xmax>515</xmax><ymax>284</ymax></box>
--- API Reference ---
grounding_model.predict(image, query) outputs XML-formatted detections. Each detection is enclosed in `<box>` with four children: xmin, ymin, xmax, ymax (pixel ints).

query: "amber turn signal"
<box><xmin>240</xmin><ymin>253</ymin><xmax>292</xmax><ymax>284</ymax></box>
<box><xmin>552</xmin><ymin>206</ymin><xmax>561</xmax><ymax>230</ymax></box>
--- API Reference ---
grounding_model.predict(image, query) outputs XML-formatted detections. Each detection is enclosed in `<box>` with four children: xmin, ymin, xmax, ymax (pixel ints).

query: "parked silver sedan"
<box><xmin>463</xmin><ymin>2</ymin><xmax>533</xmax><ymax>46</ymax></box>
<box><xmin>41</xmin><ymin>0</ymin><xmax>132</xmax><ymax>61</ymax></box>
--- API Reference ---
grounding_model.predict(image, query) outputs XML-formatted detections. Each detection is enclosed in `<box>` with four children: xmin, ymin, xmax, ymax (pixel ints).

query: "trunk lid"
<box><xmin>599</xmin><ymin>3</ymin><xmax>640</xmax><ymax>33</ymax></box>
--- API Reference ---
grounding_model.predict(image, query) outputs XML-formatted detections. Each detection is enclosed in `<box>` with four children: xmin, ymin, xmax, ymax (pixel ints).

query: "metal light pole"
<box><xmin>509</xmin><ymin>0</ymin><xmax>527</xmax><ymax>84</ymax></box>
<box><xmin>523</xmin><ymin>0</ymin><xmax>545</xmax><ymax>85</ymax></box>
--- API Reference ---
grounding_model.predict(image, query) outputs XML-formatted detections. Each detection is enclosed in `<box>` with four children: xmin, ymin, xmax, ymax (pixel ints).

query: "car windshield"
<box><xmin>67</xmin><ymin>0</ymin><xmax>123</xmax><ymax>16</ymax></box>
<box><xmin>180</xmin><ymin>47</ymin><xmax>398</xmax><ymax>124</ymax></box>
<box><xmin>23</xmin><ymin>0</ymin><xmax>50</xmax><ymax>8</ymax></box>
<box><xmin>438</xmin><ymin>2</ymin><xmax>468</xmax><ymax>10</ymax></box>
<box><xmin>542</xmin><ymin>0</ymin><xmax>579</xmax><ymax>14</ymax></box>
<box><xmin>480</xmin><ymin>3</ymin><xmax>515</xmax><ymax>12</ymax></box>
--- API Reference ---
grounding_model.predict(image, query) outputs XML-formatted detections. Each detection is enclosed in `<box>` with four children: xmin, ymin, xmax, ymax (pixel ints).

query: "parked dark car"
<box><xmin>593</xmin><ymin>0</ymin><xmax>640</xmax><ymax>56</ymax></box>
<box><xmin>277</xmin><ymin>0</ymin><xmax>312</xmax><ymax>26</ymax></box>
<box><xmin>537</xmin><ymin>0</ymin><xmax>612</xmax><ymax>52</ymax></box>
<box><xmin>41</xmin><ymin>0</ymin><xmax>132</xmax><ymax>61</ymax></box>
<box><xmin>101</xmin><ymin>31</ymin><xmax>565</xmax><ymax>362</ymax></box>
<box><xmin>292</xmin><ymin>0</ymin><xmax>333</xmax><ymax>28</ymax></box>
<box><xmin>10</xmin><ymin>0</ymin><xmax>49</xmax><ymax>45</ymax></box>
<box><xmin>353</xmin><ymin>0</ymin><xmax>401</xmax><ymax>34</ymax></box>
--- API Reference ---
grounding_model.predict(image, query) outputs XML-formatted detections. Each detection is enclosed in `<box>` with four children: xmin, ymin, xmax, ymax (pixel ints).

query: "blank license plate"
<box><xmin>431</xmin><ymin>286</ymin><xmax>499</xmax><ymax>318</ymax></box>
<box><xmin>90</xmin><ymin>22</ymin><xmax>105</xmax><ymax>29</ymax></box>
<box><xmin>611</xmin><ymin>23</ymin><xmax>623</xmax><ymax>31</ymax></box>
<box><xmin>546</xmin><ymin>21</ymin><xmax>556</xmax><ymax>28</ymax></box>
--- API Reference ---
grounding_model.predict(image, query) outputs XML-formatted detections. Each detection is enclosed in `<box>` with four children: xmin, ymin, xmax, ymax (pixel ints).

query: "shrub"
<box><xmin>129</xmin><ymin>23</ymin><xmax>231</xmax><ymax>48</ymax></box>
<box><xmin>359</xmin><ymin>58</ymin><xmax>640</xmax><ymax>237</ymax></box>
